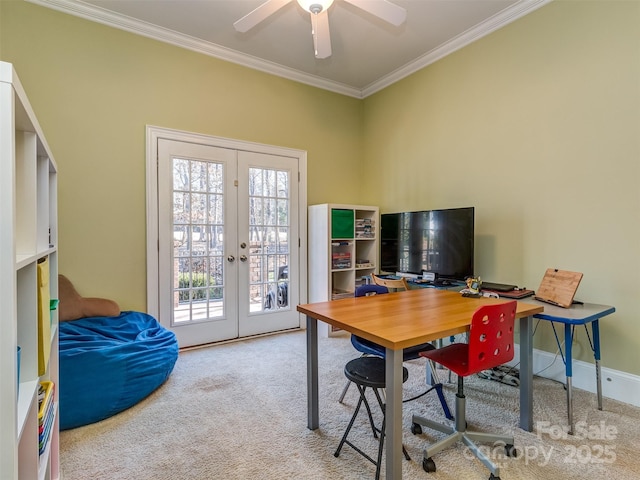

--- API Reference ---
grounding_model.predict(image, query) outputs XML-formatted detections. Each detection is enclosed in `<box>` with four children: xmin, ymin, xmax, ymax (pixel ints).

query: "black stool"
<box><xmin>334</xmin><ymin>356</ymin><xmax>410</xmax><ymax>480</ymax></box>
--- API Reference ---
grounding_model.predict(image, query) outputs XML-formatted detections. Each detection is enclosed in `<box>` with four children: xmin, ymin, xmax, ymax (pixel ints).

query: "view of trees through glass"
<box><xmin>248</xmin><ymin>167</ymin><xmax>290</xmax><ymax>312</ymax></box>
<box><xmin>171</xmin><ymin>157</ymin><xmax>290</xmax><ymax>323</ymax></box>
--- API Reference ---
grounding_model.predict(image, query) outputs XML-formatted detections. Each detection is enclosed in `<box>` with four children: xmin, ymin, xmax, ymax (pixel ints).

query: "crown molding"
<box><xmin>28</xmin><ymin>0</ymin><xmax>552</xmax><ymax>99</ymax></box>
<box><xmin>27</xmin><ymin>0</ymin><xmax>362</xmax><ymax>97</ymax></box>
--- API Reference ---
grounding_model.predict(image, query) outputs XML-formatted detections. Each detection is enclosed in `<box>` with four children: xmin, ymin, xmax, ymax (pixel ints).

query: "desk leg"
<box><xmin>519</xmin><ymin>315</ymin><xmax>534</xmax><ymax>432</ymax></box>
<box><xmin>592</xmin><ymin>320</ymin><xmax>603</xmax><ymax>410</ymax></box>
<box><xmin>564</xmin><ymin>323</ymin><xmax>574</xmax><ymax>435</ymax></box>
<box><xmin>306</xmin><ymin>315</ymin><xmax>319</xmax><ymax>430</ymax></box>
<box><xmin>386</xmin><ymin>348</ymin><xmax>403</xmax><ymax>480</ymax></box>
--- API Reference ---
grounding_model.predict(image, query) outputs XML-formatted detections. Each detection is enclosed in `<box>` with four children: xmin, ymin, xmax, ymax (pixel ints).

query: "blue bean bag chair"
<box><xmin>59</xmin><ymin>311</ymin><xmax>178</xmax><ymax>430</ymax></box>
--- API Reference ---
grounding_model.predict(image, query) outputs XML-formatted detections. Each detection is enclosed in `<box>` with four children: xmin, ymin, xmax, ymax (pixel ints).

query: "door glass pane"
<box><xmin>173</xmin><ymin>157</ymin><xmax>225</xmax><ymax>324</ymax></box>
<box><xmin>248</xmin><ymin>167</ymin><xmax>290</xmax><ymax>313</ymax></box>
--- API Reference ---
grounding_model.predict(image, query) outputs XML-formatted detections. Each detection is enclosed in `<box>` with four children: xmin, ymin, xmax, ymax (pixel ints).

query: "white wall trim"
<box><xmin>507</xmin><ymin>344</ymin><xmax>640</xmax><ymax>408</ymax></box>
<box><xmin>28</xmin><ymin>0</ymin><xmax>362</xmax><ymax>98</ymax></box>
<box><xmin>145</xmin><ymin>125</ymin><xmax>308</xmax><ymax>327</ymax></box>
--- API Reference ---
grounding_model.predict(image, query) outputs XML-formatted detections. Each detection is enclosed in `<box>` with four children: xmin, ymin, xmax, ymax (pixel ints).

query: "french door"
<box><xmin>148</xmin><ymin>129</ymin><xmax>306</xmax><ymax>347</ymax></box>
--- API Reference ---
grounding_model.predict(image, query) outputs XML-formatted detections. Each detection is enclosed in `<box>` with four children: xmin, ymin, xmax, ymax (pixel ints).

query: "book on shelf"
<box><xmin>38</xmin><ymin>381</ymin><xmax>55</xmax><ymax>455</ymax></box>
<box><xmin>37</xmin><ymin>258</ymin><xmax>51</xmax><ymax>375</ymax></box>
<box><xmin>355</xmin><ymin>218</ymin><xmax>375</xmax><ymax>238</ymax></box>
<box><xmin>332</xmin><ymin>262</ymin><xmax>352</xmax><ymax>269</ymax></box>
<box><xmin>332</xmin><ymin>251</ymin><xmax>352</xmax><ymax>269</ymax></box>
<box><xmin>332</xmin><ymin>289</ymin><xmax>354</xmax><ymax>300</ymax></box>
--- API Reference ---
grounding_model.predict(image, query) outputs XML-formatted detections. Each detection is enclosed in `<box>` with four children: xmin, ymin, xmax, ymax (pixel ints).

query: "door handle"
<box><xmin>227</xmin><ymin>255</ymin><xmax>235</xmax><ymax>262</ymax></box>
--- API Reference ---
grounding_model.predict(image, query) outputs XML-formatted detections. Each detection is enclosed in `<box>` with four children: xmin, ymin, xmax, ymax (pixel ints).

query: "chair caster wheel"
<box><xmin>411</xmin><ymin>423</ymin><xmax>422</xmax><ymax>435</ymax></box>
<box><xmin>489</xmin><ymin>474</ymin><xmax>501</xmax><ymax>480</ymax></box>
<box><xmin>422</xmin><ymin>457</ymin><xmax>436</xmax><ymax>473</ymax></box>
<box><xmin>505</xmin><ymin>444</ymin><xmax>518</xmax><ymax>457</ymax></box>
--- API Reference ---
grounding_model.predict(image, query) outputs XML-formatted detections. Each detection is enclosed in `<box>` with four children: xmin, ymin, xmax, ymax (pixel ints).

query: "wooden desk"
<box><xmin>298</xmin><ymin>288</ymin><xmax>543</xmax><ymax>480</ymax></box>
<box><xmin>532</xmin><ymin>300</ymin><xmax>615</xmax><ymax>435</ymax></box>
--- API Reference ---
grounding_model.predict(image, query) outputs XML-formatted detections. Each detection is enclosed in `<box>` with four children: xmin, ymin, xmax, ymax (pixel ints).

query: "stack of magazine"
<box><xmin>355</xmin><ymin>218</ymin><xmax>374</xmax><ymax>238</ymax></box>
<box><xmin>38</xmin><ymin>381</ymin><xmax>55</xmax><ymax>456</ymax></box>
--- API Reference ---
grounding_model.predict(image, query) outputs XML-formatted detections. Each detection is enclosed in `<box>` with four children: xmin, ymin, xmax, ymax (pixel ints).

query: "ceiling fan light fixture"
<box><xmin>297</xmin><ymin>0</ymin><xmax>334</xmax><ymax>14</ymax></box>
<box><xmin>235</xmin><ymin>0</ymin><xmax>405</xmax><ymax>59</ymax></box>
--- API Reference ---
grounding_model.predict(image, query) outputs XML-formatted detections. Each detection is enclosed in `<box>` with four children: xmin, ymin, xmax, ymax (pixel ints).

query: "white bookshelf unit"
<box><xmin>308</xmin><ymin>204</ymin><xmax>379</xmax><ymax>336</ymax></box>
<box><xmin>1</xmin><ymin>62</ymin><xmax>59</xmax><ymax>480</ymax></box>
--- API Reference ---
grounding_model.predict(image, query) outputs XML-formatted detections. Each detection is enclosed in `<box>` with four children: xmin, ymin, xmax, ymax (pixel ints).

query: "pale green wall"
<box><xmin>0</xmin><ymin>4</ymin><xmax>3</xmax><ymax>56</ymax></box>
<box><xmin>2</xmin><ymin>1</ymin><xmax>639</xmax><ymax>375</ymax></box>
<box><xmin>1</xmin><ymin>1</ymin><xmax>363</xmax><ymax>310</ymax></box>
<box><xmin>362</xmin><ymin>1</ymin><xmax>640</xmax><ymax>373</ymax></box>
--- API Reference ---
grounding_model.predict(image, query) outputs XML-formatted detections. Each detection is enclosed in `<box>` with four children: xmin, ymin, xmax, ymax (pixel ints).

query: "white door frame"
<box><xmin>146</xmin><ymin>125</ymin><xmax>308</xmax><ymax>330</ymax></box>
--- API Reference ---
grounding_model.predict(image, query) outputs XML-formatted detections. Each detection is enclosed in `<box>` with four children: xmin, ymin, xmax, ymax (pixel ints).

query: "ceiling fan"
<box><xmin>233</xmin><ymin>0</ymin><xmax>407</xmax><ymax>59</ymax></box>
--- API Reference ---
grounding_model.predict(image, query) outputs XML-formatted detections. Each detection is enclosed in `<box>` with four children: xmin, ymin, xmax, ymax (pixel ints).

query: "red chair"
<box><xmin>411</xmin><ymin>300</ymin><xmax>519</xmax><ymax>480</ymax></box>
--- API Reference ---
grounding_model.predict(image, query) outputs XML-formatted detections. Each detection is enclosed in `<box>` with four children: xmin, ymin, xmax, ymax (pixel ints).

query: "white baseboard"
<box><xmin>509</xmin><ymin>344</ymin><xmax>640</xmax><ymax>408</ymax></box>
<box><xmin>317</xmin><ymin>331</ymin><xmax>640</xmax><ymax>407</ymax></box>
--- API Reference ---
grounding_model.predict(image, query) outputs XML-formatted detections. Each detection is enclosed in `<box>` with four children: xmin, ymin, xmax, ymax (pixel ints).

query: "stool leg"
<box><xmin>375</xmin><ymin>391</ymin><xmax>410</xmax><ymax>480</ymax></box>
<box><xmin>338</xmin><ymin>379</ymin><xmax>351</xmax><ymax>403</ymax></box>
<box><xmin>335</xmin><ymin>383</ymin><xmax>412</xmax><ymax>477</ymax></box>
<box><xmin>375</xmin><ymin>404</ymin><xmax>386</xmax><ymax>480</ymax></box>
<box><xmin>373</xmin><ymin>389</ymin><xmax>411</xmax><ymax>462</ymax></box>
<box><xmin>360</xmin><ymin>385</ymin><xmax>380</xmax><ymax>439</ymax></box>
<box><xmin>334</xmin><ymin>390</ymin><xmax>366</xmax><ymax>457</ymax></box>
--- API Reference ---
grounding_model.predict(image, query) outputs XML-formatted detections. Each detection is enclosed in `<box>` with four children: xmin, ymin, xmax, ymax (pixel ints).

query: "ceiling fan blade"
<box><xmin>343</xmin><ymin>0</ymin><xmax>407</xmax><ymax>26</ymax></box>
<box><xmin>312</xmin><ymin>9</ymin><xmax>332</xmax><ymax>59</ymax></box>
<box><xmin>233</xmin><ymin>0</ymin><xmax>291</xmax><ymax>33</ymax></box>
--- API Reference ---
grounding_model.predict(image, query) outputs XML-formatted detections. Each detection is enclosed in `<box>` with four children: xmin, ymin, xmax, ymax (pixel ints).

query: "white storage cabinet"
<box><xmin>308</xmin><ymin>204</ymin><xmax>379</xmax><ymax>336</ymax></box>
<box><xmin>0</xmin><ymin>61</ymin><xmax>59</xmax><ymax>480</ymax></box>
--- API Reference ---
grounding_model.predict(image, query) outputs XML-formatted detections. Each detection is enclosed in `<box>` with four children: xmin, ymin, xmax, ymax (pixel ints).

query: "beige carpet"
<box><xmin>60</xmin><ymin>330</ymin><xmax>640</xmax><ymax>479</ymax></box>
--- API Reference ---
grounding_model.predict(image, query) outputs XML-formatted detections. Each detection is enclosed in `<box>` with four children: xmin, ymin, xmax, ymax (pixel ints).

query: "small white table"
<box><xmin>532</xmin><ymin>300</ymin><xmax>615</xmax><ymax>435</ymax></box>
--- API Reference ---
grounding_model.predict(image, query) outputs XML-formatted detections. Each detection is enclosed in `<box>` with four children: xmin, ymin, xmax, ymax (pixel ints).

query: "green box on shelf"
<box><xmin>50</xmin><ymin>298</ymin><xmax>59</xmax><ymax>325</ymax></box>
<box><xmin>331</xmin><ymin>209</ymin><xmax>354</xmax><ymax>239</ymax></box>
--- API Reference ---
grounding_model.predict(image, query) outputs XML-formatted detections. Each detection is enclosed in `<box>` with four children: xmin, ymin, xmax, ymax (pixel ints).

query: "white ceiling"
<box><xmin>30</xmin><ymin>0</ymin><xmax>550</xmax><ymax>98</ymax></box>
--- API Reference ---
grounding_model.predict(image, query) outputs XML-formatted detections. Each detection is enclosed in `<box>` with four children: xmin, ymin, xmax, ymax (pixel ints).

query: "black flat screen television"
<box><xmin>380</xmin><ymin>207</ymin><xmax>474</xmax><ymax>281</ymax></box>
